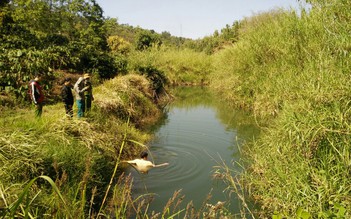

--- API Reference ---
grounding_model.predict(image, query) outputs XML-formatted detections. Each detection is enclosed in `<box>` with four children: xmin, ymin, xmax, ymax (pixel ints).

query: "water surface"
<box><xmin>125</xmin><ymin>86</ymin><xmax>259</xmax><ymax>215</ymax></box>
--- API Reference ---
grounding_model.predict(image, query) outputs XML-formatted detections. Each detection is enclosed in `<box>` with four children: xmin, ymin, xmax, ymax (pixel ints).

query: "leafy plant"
<box><xmin>3</xmin><ymin>175</ymin><xmax>68</xmax><ymax>218</ymax></box>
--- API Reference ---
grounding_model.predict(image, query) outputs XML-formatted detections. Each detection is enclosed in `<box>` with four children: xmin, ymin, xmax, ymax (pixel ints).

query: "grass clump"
<box><xmin>94</xmin><ymin>74</ymin><xmax>161</xmax><ymax>128</ymax></box>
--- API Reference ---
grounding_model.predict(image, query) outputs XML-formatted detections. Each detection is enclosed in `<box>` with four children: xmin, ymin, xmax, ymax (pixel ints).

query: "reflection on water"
<box><xmin>125</xmin><ymin>86</ymin><xmax>260</xmax><ymax>215</ymax></box>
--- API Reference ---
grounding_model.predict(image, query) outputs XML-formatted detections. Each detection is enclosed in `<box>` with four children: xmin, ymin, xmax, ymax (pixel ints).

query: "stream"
<box><xmin>124</xmin><ymin>86</ymin><xmax>260</xmax><ymax>216</ymax></box>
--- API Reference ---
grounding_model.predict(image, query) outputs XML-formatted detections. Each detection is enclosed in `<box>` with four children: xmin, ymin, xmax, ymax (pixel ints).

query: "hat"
<box><xmin>83</xmin><ymin>73</ymin><xmax>90</xmax><ymax>79</ymax></box>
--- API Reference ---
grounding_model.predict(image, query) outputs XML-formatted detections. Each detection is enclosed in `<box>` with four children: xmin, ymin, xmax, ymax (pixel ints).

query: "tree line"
<box><xmin>0</xmin><ymin>0</ymin><xmax>244</xmax><ymax>104</ymax></box>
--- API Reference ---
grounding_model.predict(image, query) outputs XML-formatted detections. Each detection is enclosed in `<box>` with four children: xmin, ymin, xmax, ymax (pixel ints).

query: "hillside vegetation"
<box><xmin>210</xmin><ymin>1</ymin><xmax>351</xmax><ymax>217</ymax></box>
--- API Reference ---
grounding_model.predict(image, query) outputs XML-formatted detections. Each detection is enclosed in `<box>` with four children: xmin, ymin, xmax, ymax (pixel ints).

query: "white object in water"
<box><xmin>124</xmin><ymin>159</ymin><xmax>169</xmax><ymax>174</ymax></box>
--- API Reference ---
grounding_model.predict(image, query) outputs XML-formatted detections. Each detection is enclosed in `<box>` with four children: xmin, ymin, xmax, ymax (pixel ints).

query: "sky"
<box><xmin>95</xmin><ymin>0</ymin><xmax>302</xmax><ymax>39</ymax></box>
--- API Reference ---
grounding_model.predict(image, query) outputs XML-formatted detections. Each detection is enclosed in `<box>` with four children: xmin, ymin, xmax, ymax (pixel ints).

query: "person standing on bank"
<box><xmin>73</xmin><ymin>74</ymin><xmax>89</xmax><ymax>118</ymax></box>
<box><xmin>61</xmin><ymin>77</ymin><xmax>74</xmax><ymax>118</ymax></box>
<box><xmin>29</xmin><ymin>74</ymin><xmax>45</xmax><ymax>118</ymax></box>
<box><xmin>83</xmin><ymin>74</ymin><xmax>94</xmax><ymax>112</ymax></box>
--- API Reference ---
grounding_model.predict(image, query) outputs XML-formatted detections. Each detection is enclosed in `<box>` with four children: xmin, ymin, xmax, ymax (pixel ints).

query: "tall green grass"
<box><xmin>127</xmin><ymin>46</ymin><xmax>213</xmax><ymax>85</ymax></box>
<box><xmin>210</xmin><ymin>2</ymin><xmax>351</xmax><ymax>218</ymax></box>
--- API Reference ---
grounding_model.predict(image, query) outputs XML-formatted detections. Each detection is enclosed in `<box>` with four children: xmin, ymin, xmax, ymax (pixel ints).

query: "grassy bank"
<box><xmin>0</xmin><ymin>74</ymin><xmax>164</xmax><ymax>218</ymax></box>
<box><xmin>211</xmin><ymin>2</ymin><xmax>351</xmax><ymax>218</ymax></box>
<box><xmin>127</xmin><ymin>46</ymin><xmax>213</xmax><ymax>86</ymax></box>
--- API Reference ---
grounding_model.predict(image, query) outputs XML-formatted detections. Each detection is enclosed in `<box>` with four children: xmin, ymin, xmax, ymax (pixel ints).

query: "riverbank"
<box><xmin>210</xmin><ymin>4</ymin><xmax>351</xmax><ymax>218</ymax></box>
<box><xmin>0</xmin><ymin>74</ymin><xmax>166</xmax><ymax>218</ymax></box>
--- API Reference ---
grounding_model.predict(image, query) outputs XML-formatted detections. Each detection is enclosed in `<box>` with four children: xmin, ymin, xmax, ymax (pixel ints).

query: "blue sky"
<box><xmin>95</xmin><ymin>0</ymin><xmax>302</xmax><ymax>39</ymax></box>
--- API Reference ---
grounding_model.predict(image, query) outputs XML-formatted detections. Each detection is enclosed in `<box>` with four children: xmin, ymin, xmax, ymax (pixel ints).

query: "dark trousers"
<box><xmin>85</xmin><ymin>95</ymin><xmax>92</xmax><ymax>112</ymax></box>
<box><xmin>34</xmin><ymin>103</ymin><xmax>43</xmax><ymax>118</ymax></box>
<box><xmin>64</xmin><ymin>104</ymin><xmax>73</xmax><ymax>118</ymax></box>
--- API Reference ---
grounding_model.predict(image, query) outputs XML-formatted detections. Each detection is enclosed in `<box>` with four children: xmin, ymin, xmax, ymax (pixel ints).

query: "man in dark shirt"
<box><xmin>83</xmin><ymin>74</ymin><xmax>94</xmax><ymax>112</ymax></box>
<box><xmin>61</xmin><ymin>77</ymin><xmax>74</xmax><ymax>118</ymax></box>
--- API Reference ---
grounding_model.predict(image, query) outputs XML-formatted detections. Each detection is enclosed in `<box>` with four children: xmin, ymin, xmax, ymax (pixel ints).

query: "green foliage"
<box><xmin>136</xmin><ymin>66</ymin><xmax>169</xmax><ymax>99</ymax></box>
<box><xmin>272</xmin><ymin>208</ymin><xmax>311</xmax><ymax>219</ymax></box>
<box><xmin>105</xmin><ymin>35</ymin><xmax>130</xmax><ymax>75</ymax></box>
<box><xmin>0</xmin><ymin>8</ymin><xmax>39</xmax><ymax>49</ymax></box>
<box><xmin>135</xmin><ymin>30</ymin><xmax>162</xmax><ymax>51</ymax></box>
<box><xmin>79</xmin><ymin>49</ymin><xmax>117</xmax><ymax>79</ymax></box>
<box><xmin>0</xmin><ymin>0</ymin><xmax>121</xmax><ymax>99</ymax></box>
<box><xmin>103</xmin><ymin>18</ymin><xmax>139</xmax><ymax>43</ymax></box>
<box><xmin>128</xmin><ymin>47</ymin><xmax>212</xmax><ymax>85</ymax></box>
<box><xmin>41</xmin><ymin>34</ymin><xmax>70</xmax><ymax>47</ymax></box>
<box><xmin>0</xmin><ymin>48</ymin><xmax>53</xmax><ymax>99</ymax></box>
<box><xmin>7</xmin><ymin>175</ymin><xmax>68</xmax><ymax>218</ymax></box>
<box><xmin>107</xmin><ymin>35</ymin><xmax>132</xmax><ymax>55</ymax></box>
<box><xmin>319</xmin><ymin>203</ymin><xmax>347</xmax><ymax>219</ymax></box>
<box><xmin>210</xmin><ymin>2</ymin><xmax>351</xmax><ymax>218</ymax></box>
<box><xmin>0</xmin><ymin>0</ymin><xmax>9</xmax><ymax>8</ymax></box>
<box><xmin>1</xmin><ymin>0</ymin><xmax>199</xmax><ymax>103</ymax></box>
<box><xmin>112</xmin><ymin>53</ymin><xmax>128</xmax><ymax>75</ymax></box>
<box><xmin>184</xmin><ymin>20</ymin><xmax>241</xmax><ymax>54</ymax></box>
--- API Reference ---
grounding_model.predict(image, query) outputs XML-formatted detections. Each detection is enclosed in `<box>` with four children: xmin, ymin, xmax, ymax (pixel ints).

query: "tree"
<box><xmin>135</xmin><ymin>30</ymin><xmax>162</xmax><ymax>51</ymax></box>
<box><xmin>0</xmin><ymin>0</ymin><xmax>116</xmax><ymax>98</ymax></box>
<box><xmin>107</xmin><ymin>35</ymin><xmax>131</xmax><ymax>55</ymax></box>
<box><xmin>0</xmin><ymin>0</ymin><xmax>9</xmax><ymax>8</ymax></box>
